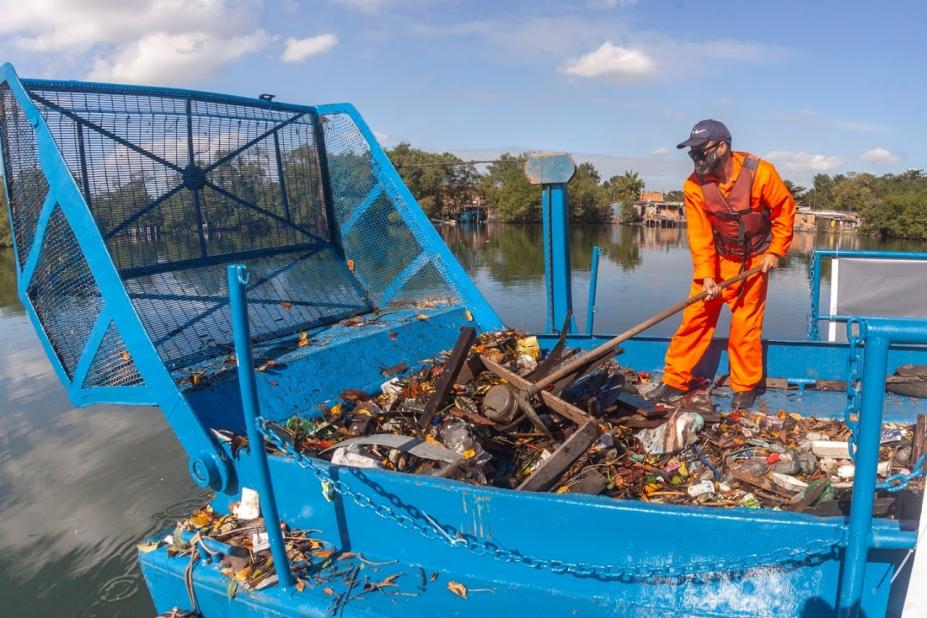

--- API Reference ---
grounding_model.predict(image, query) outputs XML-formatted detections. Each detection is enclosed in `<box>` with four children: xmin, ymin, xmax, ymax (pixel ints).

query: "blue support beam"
<box><xmin>586</xmin><ymin>245</ymin><xmax>601</xmax><ymax>335</ymax></box>
<box><xmin>227</xmin><ymin>264</ymin><xmax>295</xmax><ymax>590</ymax></box>
<box><xmin>541</xmin><ymin>182</ymin><xmax>576</xmax><ymax>334</ymax></box>
<box><xmin>837</xmin><ymin>318</ymin><xmax>927</xmax><ymax>615</ymax></box>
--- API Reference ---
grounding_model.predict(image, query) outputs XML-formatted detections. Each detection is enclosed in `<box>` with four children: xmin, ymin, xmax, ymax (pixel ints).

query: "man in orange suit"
<box><xmin>646</xmin><ymin>120</ymin><xmax>796</xmax><ymax>410</ymax></box>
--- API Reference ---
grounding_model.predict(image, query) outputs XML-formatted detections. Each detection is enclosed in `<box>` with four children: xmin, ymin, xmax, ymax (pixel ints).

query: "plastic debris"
<box><xmin>233</xmin><ymin>487</ymin><xmax>260</xmax><ymax>520</ymax></box>
<box><xmin>635</xmin><ymin>412</ymin><xmax>705</xmax><ymax>455</ymax></box>
<box><xmin>238</xmin><ymin>328</ymin><xmax>919</xmax><ymax>514</ymax></box>
<box><xmin>331</xmin><ymin>444</ymin><xmax>381</xmax><ymax>468</ymax></box>
<box><xmin>687</xmin><ymin>480</ymin><xmax>715</xmax><ymax>497</ymax></box>
<box><xmin>811</xmin><ymin>441</ymin><xmax>851</xmax><ymax>458</ymax></box>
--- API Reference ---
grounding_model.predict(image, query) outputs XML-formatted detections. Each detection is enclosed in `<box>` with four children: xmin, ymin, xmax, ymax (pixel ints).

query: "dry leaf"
<box><xmin>297</xmin><ymin>331</ymin><xmax>309</xmax><ymax>347</ymax></box>
<box><xmin>119</xmin><ymin>351</ymin><xmax>131</xmax><ymax>362</ymax></box>
<box><xmin>313</xmin><ymin>549</ymin><xmax>334</xmax><ymax>558</ymax></box>
<box><xmin>465</xmin><ymin>309</ymin><xmax>473</xmax><ymax>321</ymax></box>
<box><xmin>347</xmin><ymin>259</ymin><xmax>355</xmax><ymax>273</ymax></box>
<box><xmin>295</xmin><ymin>579</ymin><xmax>306</xmax><ymax>592</ymax></box>
<box><xmin>448</xmin><ymin>581</ymin><xmax>468</xmax><ymax>598</ymax></box>
<box><xmin>323</xmin><ymin>587</ymin><xmax>334</xmax><ymax>595</ymax></box>
<box><xmin>417</xmin><ymin>314</ymin><xmax>429</xmax><ymax>321</ymax></box>
<box><xmin>281</xmin><ymin>301</ymin><xmax>293</xmax><ymax>311</ymax></box>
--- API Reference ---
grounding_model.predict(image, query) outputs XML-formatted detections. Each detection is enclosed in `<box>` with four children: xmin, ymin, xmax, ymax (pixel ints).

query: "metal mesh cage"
<box><xmin>7</xmin><ymin>82</ymin><xmax>466</xmax><ymax>373</ymax></box>
<box><xmin>124</xmin><ymin>246</ymin><xmax>370</xmax><ymax>370</ymax></box>
<box><xmin>26</xmin><ymin>205</ymin><xmax>103</xmax><ymax>379</ymax></box>
<box><xmin>82</xmin><ymin>321</ymin><xmax>145</xmax><ymax>388</ymax></box>
<box><xmin>29</xmin><ymin>88</ymin><xmax>332</xmax><ymax>273</ymax></box>
<box><xmin>0</xmin><ymin>84</ymin><xmax>50</xmax><ymax>268</ymax></box>
<box><xmin>320</xmin><ymin>113</ymin><xmax>459</xmax><ymax>308</ymax></box>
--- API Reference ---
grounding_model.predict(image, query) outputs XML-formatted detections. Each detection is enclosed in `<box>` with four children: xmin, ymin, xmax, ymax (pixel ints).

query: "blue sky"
<box><xmin>0</xmin><ymin>0</ymin><xmax>923</xmax><ymax>189</ymax></box>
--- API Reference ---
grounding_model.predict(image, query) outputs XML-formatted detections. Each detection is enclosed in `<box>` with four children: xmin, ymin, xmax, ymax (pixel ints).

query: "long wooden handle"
<box><xmin>528</xmin><ymin>264</ymin><xmax>765</xmax><ymax>394</ymax></box>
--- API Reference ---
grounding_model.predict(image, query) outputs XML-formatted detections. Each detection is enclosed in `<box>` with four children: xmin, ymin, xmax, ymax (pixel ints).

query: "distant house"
<box><xmin>795</xmin><ymin>207</ymin><xmax>860</xmax><ymax>233</ymax></box>
<box><xmin>635</xmin><ymin>191</ymin><xmax>686</xmax><ymax>227</ymax></box>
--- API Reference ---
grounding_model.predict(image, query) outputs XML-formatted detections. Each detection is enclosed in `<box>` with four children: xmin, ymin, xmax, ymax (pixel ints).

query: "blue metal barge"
<box><xmin>1</xmin><ymin>63</ymin><xmax>925</xmax><ymax>617</ymax></box>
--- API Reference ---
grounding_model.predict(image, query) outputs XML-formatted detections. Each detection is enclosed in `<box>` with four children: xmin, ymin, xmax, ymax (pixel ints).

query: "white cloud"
<box><xmin>719</xmin><ymin>97</ymin><xmax>732</xmax><ymax>106</ymax></box>
<box><xmin>281</xmin><ymin>34</ymin><xmax>338</xmax><ymax>63</ymax></box>
<box><xmin>859</xmin><ymin>147</ymin><xmax>901</xmax><ymax>165</ymax></box>
<box><xmin>0</xmin><ymin>0</ymin><xmax>268</xmax><ymax>84</ymax></box>
<box><xmin>764</xmin><ymin>150</ymin><xmax>845</xmax><ymax>173</ymax></box>
<box><xmin>561</xmin><ymin>41</ymin><xmax>655</xmax><ymax>80</ymax></box>
<box><xmin>650</xmin><ymin>146</ymin><xmax>670</xmax><ymax>156</ymax></box>
<box><xmin>89</xmin><ymin>30</ymin><xmax>269</xmax><ymax>85</ymax></box>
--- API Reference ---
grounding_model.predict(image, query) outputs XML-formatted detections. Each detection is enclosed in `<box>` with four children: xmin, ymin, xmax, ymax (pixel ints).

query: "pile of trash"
<box><xmin>249</xmin><ymin>329</ymin><xmax>922</xmax><ymax>514</ymax></box>
<box><xmin>149</xmin><ymin>497</ymin><xmax>477</xmax><ymax>612</ymax></box>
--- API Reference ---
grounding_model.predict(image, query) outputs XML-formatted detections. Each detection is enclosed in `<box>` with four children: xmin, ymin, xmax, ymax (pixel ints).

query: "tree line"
<box><xmin>791</xmin><ymin>169</ymin><xmax>927</xmax><ymax>239</ymax></box>
<box><xmin>387</xmin><ymin>143</ymin><xmax>647</xmax><ymax>223</ymax></box>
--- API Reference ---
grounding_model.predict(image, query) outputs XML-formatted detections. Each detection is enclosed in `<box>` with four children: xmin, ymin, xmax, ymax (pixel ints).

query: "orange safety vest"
<box><xmin>697</xmin><ymin>156</ymin><xmax>772</xmax><ymax>259</ymax></box>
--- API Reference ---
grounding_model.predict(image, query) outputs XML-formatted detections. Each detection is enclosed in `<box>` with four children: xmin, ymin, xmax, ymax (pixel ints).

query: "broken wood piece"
<box><xmin>730</xmin><ymin>469</ymin><xmax>795</xmax><ymax>501</ymax></box>
<box><xmin>418</xmin><ymin>327</ymin><xmax>476</xmax><ymax>428</ymax></box>
<box><xmin>479</xmin><ymin>354</ymin><xmax>591</xmax><ymax>425</ymax></box>
<box><xmin>524</xmin><ymin>312</ymin><xmax>573</xmax><ymax>381</ymax></box>
<box><xmin>518</xmin><ymin>420</ymin><xmax>599</xmax><ymax>492</ymax></box>
<box><xmin>913</xmin><ymin>414</ymin><xmax>927</xmax><ymax>476</ymax></box>
<box><xmin>562</xmin><ymin>468</ymin><xmax>609</xmax><ymax>495</ymax></box>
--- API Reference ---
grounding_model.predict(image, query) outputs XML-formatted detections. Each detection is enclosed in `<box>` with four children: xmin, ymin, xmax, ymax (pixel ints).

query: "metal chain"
<box><xmin>257</xmin><ymin>418</ymin><xmax>842</xmax><ymax>580</ymax></box>
<box><xmin>877</xmin><ymin>454</ymin><xmax>927</xmax><ymax>493</ymax></box>
<box><xmin>845</xmin><ymin>318</ymin><xmax>867</xmax><ymax>461</ymax></box>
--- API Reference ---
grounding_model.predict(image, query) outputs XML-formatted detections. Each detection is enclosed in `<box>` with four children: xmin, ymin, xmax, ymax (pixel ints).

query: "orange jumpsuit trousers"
<box><xmin>662</xmin><ymin>253</ymin><xmax>768</xmax><ymax>393</ymax></box>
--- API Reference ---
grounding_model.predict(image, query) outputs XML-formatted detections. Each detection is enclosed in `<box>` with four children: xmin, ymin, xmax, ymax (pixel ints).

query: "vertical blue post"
<box><xmin>586</xmin><ymin>246</ymin><xmax>601</xmax><ymax>335</ymax></box>
<box><xmin>526</xmin><ymin>153</ymin><xmax>578</xmax><ymax>335</ymax></box>
<box><xmin>808</xmin><ymin>251</ymin><xmax>822</xmax><ymax>340</ymax></box>
<box><xmin>227</xmin><ymin>264</ymin><xmax>295</xmax><ymax>590</ymax></box>
<box><xmin>541</xmin><ymin>186</ymin><xmax>554</xmax><ymax>333</ymax></box>
<box><xmin>838</xmin><ymin>332</ymin><xmax>888</xmax><ymax>616</ymax></box>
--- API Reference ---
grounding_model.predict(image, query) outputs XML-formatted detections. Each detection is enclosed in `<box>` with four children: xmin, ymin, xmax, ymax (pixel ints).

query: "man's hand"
<box><xmin>760</xmin><ymin>253</ymin><xmax>780</xmax><ymax>274</ymax></box>
<box><xmin>702</xmin><ymin>277</ymin><xmax>721</xmax><ymax>300</ymax></box>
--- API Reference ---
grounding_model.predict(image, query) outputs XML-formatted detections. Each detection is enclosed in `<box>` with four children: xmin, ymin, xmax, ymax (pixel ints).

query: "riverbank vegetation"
<box><xmin>0</xmin><ymin>139</ymin><xmax>923</xmax><ymax>240</ymax></box>
<box><xmin>389</xmin><ymin>144</ymin><xmax>645</xmax><ymax>223</ymax></box>
<box><xmin>799</xmin><ymin>170</ymin><xmax>927</xmax><ymax>239</ymax></box>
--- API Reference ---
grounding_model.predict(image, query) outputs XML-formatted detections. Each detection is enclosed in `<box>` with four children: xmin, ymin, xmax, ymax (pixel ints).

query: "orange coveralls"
<box><xmin>662</xmin><ymin>151</ymin><xmax>796</xmax><ymax>393</ymax></box>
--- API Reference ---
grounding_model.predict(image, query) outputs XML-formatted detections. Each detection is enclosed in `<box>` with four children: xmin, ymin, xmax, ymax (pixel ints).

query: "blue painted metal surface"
<box><xmin>540</xmin><ymin>181</ymin><xmax>577</xmax><ymax>334</ymax></box>
<box><xmin>2</xmin><ymin>63</ymin><xmax>926</xmax><ymax>617</ymax></box>
<box><xmin>808</xmin><ymin>249</ymin><xmax>927</xmax><ymax>340</ymax></box>
<box><xmin>228</xmin><ymin>263</ymin><xmax>295</xmax><ymax>589</ymax></box>
<box><xmin>586</xmin><ymin>245</ymin><xmax>601</xmax><ymax>335</ymax></box>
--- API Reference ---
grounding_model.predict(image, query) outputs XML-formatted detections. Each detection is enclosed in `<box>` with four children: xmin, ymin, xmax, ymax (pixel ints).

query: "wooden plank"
<box><xmin>517</xmin><ymin>420</ymin><xmax>599</xmax><ymax>492</ymax></box>
<box><xmin>913</xmin><ymin>414</ymin><xmax>927</xmax><ymax>477</ymax></box>
<box><xmin>479</xmin><ymin>354</ymin><xmax>591</xmax><ymax>425</ymax></box>
<box><xmin>418</xmin><ymin>327</ymin><xmax>476</xmax><ymax>428</ymax></box>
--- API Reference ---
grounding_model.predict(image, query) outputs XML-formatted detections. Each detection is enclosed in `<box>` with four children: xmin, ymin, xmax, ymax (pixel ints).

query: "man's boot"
<box><xmin>644</xmin><ymin>382</ymin><xmax>688</xmax><ymax>404</ymax></box>
<box><xmin>731</xmin><ymin>389</ymin><xmax>758</xmax><ymax>410</ymax></box>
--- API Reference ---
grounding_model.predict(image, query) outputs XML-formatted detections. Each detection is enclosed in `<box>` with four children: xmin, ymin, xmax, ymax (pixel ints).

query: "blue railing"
<box><xmin>808</xmin><ymin>249</ymin><xmax>927</xmax><ymax>340</ymax></box>
<box><xmin>838</xmin><ymin>318</ymin><xmax>925</xmax><ymax>615</ymax></box>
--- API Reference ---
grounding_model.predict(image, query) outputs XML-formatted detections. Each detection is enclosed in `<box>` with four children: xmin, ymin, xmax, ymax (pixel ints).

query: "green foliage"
<box><xmin>782</xmin><ymin>180</ymin><xmax>806</xmax><ymax>203</ymax></box>
<box><xmin>0</xmin><ymin>185</ymin><xmax>10</xmax><ymax>248</ymax></box>
<box><xmin>605</xmin><ymin>171</ymin><xmax>645</xmax><ymax>223</ymax></box>
<box><xmin>802</xmin><ymin>168</ymin><xmax>927</xmax><ymax>239</ymax></box>
<box><xmin>480</xmin><ymin>153</ymin><xmax>540</xmax><ymax>222</ymax></box>
<box><xmin>387</xmin><ymin>143</ymin><xmax>479</xmax><ymax>219</ymax></box>
<box><xmin>664</xmin><ymin>190</ymin><xmax>684</xmax><ymax>202</ymax></box>
<box><xmin>570</xmin><ymin>162</ymin><xmax>611</xmax><ymax>222</ymax></box>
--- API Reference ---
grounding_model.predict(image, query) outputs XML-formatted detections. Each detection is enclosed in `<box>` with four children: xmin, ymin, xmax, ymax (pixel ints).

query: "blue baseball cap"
<box><xmin>676</xmin><ymin>119</ymin><xmax>732</xmax><ymax>149</ymax></box>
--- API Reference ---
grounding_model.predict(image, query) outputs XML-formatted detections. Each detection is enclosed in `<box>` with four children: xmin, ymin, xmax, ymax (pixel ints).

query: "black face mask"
<box><xmin>690</xmin><ymin>144</ymin><xmax>723</xmax><ymax>176</ymax></box>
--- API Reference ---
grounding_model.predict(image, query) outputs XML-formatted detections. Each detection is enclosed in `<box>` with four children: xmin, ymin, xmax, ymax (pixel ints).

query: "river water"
<box><xmin>1</xmin><ymin>225</ymin><xmax>925</xmax><ymax>616</ymax></box>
